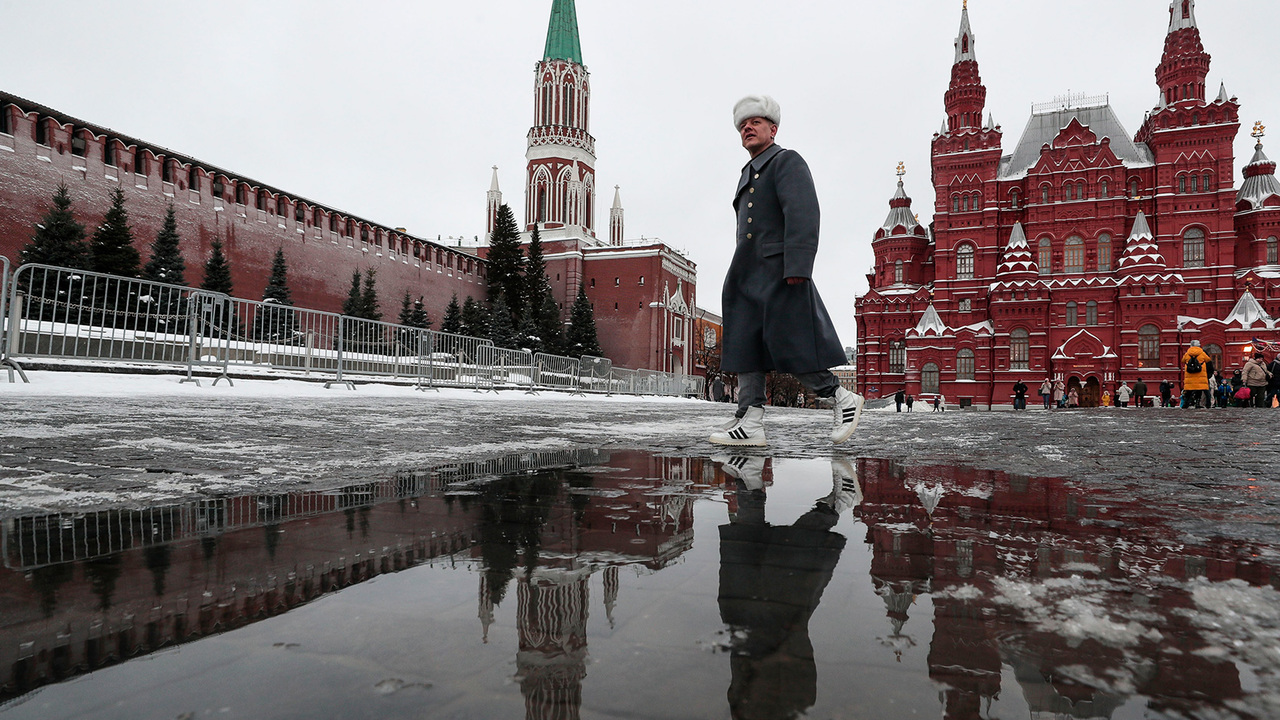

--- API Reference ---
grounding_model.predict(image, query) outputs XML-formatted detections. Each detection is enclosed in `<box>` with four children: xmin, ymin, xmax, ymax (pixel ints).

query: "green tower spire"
<box><xmin>543</xmin><ymin>0</ymin><xmax>583</xmax><ymax>64</ymax></box>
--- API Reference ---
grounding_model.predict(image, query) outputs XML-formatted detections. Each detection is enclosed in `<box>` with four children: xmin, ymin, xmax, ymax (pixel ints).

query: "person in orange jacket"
<box><xmin>1181</xmin><ymin>340</ymin><xmax>1213</xmax><ymax>409</ymax></box>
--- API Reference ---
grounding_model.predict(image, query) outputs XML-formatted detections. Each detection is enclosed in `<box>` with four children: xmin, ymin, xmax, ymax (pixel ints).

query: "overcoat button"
<box><xmin>748</xmin><ymin>202</ymin><xmax>753</xmax><ymax>208</ymax></box>
<box><xmin>747</xmin><ymin>218</ymin><xmax>753</xmax><ymax>223</ymax></box>
<box><xmin>747</xmin><ymin>233</ymin><xmax>753</xmax><ymax>239</ymax></box>
<box><xmin>754</xmin><ymin>173</ymin><xmax>760</xmax><ymax>179</ymax></box>
<box><xmin>749</xmin><ymin>188</ymin><xmax>755</xmax><ymax>194</ymax></box>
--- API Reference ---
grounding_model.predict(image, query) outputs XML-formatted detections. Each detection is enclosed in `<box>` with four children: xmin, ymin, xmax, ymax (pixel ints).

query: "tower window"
<box><xmin>957</xmin><ymin>349</ymin><xmax>975</xmax><ymax>380</ymax></box>
<box><xmin>956</xmin><ymin>243</ymin><xmax>975</xmax><ymax>280</ymax></box>
<box><xmin>1041</xmin><ymin>186</ymin><xmax>1050</xmax><ymax>204</ymax></box>
<box><xmin>1130</xmin><ymin>180</ymin><xmax>1140</xmax><ymax>197</ymax></box>
<box><xmin>1065</xmin><ymin>301</ymin><xmax>1078</xmax><ymax>327</ymax></box>
<box><xmin>1100</xmin><ymin>179</ymin><xmax>1109</xmax><ymax>198</ymax></box>
<box><xmin>1064</xmin><ymin>236</ymin><xmax>1084</xmax><ymax>273</ymax></box>
<box><xmin>1086</xmin><ymin>301</ymin><xmax>1098</xmax><ymax>326</ymax></box>
<box><xmin>1138</xmin><ymin>325</ymin><xmax>1161</xmax><ymax>368</ymax></box>
<box><xmin>894</xmin><ymin>260</ymin><xmax>904</xmax><ymax>283</ymax></box>
<box><xmin>1010</xmin><ymin>189</ymin><xmax>1020</xmax><ymax>209</ymax></box>
<box><xmin>1268</xmin><ymin>237</ymin><xmax>1278</xmax><ymax>265</ymax></box>
<box><xmin>1010</xmin><ymin>329</ymin><xmax>1030</xmax><ymax>371</ymax></box>
<box><xmin>1183</xmin><ymin>228</ymin><xmax>1205</xmax><ymax>268</ymax></box>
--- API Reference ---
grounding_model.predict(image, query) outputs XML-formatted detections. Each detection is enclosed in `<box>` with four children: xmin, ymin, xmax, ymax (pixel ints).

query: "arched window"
<box><xmin>1086</xmin><ymin>300</ymin><xmax>1098</xmax><ymax>326</ymax></box>
<box><xmin>1010</xmin><ymin>328</ymin><xmax>1030</xmax><ymax>370</ymax></box>
<box><xmin>957</xmin><ymin>349</ymin><xmax>975</xmax><ymax>381</ymax></box>
<box><xmin>889</xmin><ymin>341</ymin><xmax>906</xmax><ymax>374</ymax></box>
<box><xmin>1010</xmin><ymin>189</ymin><xmax>1020</xmax><ymax>209</ymax></box>
<box><xmin>956</xmin><ymin>244</ymin><xmax>975</xmax><ymax>279</ymax></box>
<box><xmin>1203</xmin><ymin>173</ymin><xmax>1213</xmax><ymax>192</ymax></box>
<box><xmin>952</xmin><ymin>195</ymin><xmax>960</xmax><ymax>213</ymax></box>
<box><xmin>1064</xmin><ymin>236</ymin><xmax>1085</xmax><ymax>273</ymax></box>
<box><xmin>1179</xmin><ymin>175</ymin><xmax>1187</xmax><ymax>194</ymax></box>
<box><xmin>1065</xmin><ymin>301</ymin><xmax>1078</xmax><ymax>327</ymax></box>
<box><xmin>1205</xmin><ymin>344</ymin><xmax>1223</xmax><ymax>374</ymax></box>
<box><xmin>921</xmin><ymin>363</ymin><xmax>940</xmax><ymax>394</ymax></box>
<box><xmin>1138</xmin><ymin>325</ymin><xmax>1161</xmax><ymax>368</ymax></box>
<box><xmin>894</xmin><ymin>260</ymin><xmax>904</xmax><ymax>284</ymax></box>
<box><xmin>1183</xmin><ymin>228</ymin><xmax>1205</xmax><ymax>268</ymax></box>
<box><xmin>1100</xmin><ymin>179</ymin><xmax>1109</xmax><ymax>198</ymax></box>
<box><xmin>1130</xmin><ymin>179</ymin><xmax>1140</xmax><ymax>197</ymax></box>
<box><xmin>962</xmin><ymin>196</ymin><xmax>969</xmax><ymax>212</ymax></box>
<box><xmin>1038</xmin><ymin>238</ymin><xmax>1052</xmax><ymax>275</ymax></box>
<box><xmin>1268</xmin><ymin>237</ymin><xmax>1279</xmax><ymax>265</ymax></box>
<box><xmin>563</xmin><ymin>84</ymin><xmax>575</xmax><ymax>126</ymax></box>
<box><xmin>1042</xmin><ymin>185</ymin><xmax>1050</xmax><ymax>204</ymax></box>
<box><xmin>1097</xmin><ymin>233</ymin><xmax>1113</xmax><ymax>271</ymax></box>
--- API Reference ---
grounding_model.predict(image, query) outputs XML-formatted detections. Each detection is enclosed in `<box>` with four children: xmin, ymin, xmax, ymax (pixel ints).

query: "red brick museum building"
<box><xmin>856</xmin><ymin>0</ymin><xmax>1280</xmax><ymax>408</ymax></box>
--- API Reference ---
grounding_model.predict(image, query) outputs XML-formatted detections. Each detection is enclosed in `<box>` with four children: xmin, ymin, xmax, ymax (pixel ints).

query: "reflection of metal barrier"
<box><xmin>532</xmin><ymin>352</ymin><xmax>579</xmax><ymax>392</ymax></box>
<box><xmin>1</xmin><ymin>448</ymin><xmax>607</xmax><ymax>570</ymax></box>
<box><xmin>3</xmin><ymin>261</ymin><xmax>698</xmax><ymax>397</ymax></box>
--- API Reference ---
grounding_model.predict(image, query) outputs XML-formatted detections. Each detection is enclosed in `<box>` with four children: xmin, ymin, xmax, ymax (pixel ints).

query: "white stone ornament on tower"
<box><xmin>485</xmin><ymin>166</ymin><xmax>502</xmax><ymax>244</ymax></box>
<box><xmin>609</xmin><ymin>185</ymin><xmax>624</xmax><ymax>246</ymax></box>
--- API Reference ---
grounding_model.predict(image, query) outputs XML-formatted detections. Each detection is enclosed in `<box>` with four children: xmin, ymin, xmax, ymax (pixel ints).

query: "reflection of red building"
<box><xmin>857</xmin><ymin>1</ymin><xmax>1280</xmax><ymax>408</ymax></box>
<box><xmin>856</xmin><ymin>458</ymin><xmax>1271</xmax><ymax>719</ymax></box>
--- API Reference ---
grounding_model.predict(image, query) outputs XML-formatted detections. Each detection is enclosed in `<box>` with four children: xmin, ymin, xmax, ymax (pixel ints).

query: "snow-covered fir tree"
<box><xmin>566</xmin><ymin>284</ymin><xmax>602</xmax><ymax>358</ymax></box>
<box><xmin>486</xmin><ymin>204</ymin><xmax>524</xmax><ymax>323</ymax></box>
<box><xmin>441</xmin><ymin>293</ymin><xmax>462</xmax><ymax>334</ymax></box>
<box><xmin>20</xmin><ymin>184</ymin><xmax>88</xmax><ymax>269</ymax></box>
<box><xmin>89</xmin><ymin>187</ymin><xmax>141</xmax><ymax>278</ymax></box>
<box><xmin>143</xmin><ymin>203</ymin><xmax>185</xmax><ymax>286</ymax></box>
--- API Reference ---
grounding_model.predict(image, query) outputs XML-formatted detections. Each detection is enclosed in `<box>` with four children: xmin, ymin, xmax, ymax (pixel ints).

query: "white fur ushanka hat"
<box><xmin>733</xmin><ymin>95</ymin><xmax>781</xmax><ymax>129</ymax></box>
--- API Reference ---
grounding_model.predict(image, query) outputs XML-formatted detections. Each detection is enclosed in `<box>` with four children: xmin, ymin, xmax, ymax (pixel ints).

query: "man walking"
<box><xmin>1133</xmin><ymin>378</ymin><xmax>1148</xmax><ymax>408</ymax></box>
<box><xmin>710</xmin><ymin>96</ymin><xmax>862</xmax><ymax>447</ymax></box>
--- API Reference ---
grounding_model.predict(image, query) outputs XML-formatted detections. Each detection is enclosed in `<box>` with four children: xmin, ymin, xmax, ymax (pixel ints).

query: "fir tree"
<box><xmin>89</xmin><ymin>186</ymin><xmax>141</xmax><ymax>278</ymax></box>
<box><xmin>342</xmin><ymin>270</ymin><xmax>363</xmax><ymax>317</ymax></box>
<box><xmin>565</xmin><ymin>283</ymin><xmax>602</xmax><ymax>358</ymax></box>
<box><xmin>487</xmin><ymin>291</ymin><xmax>518</xmax><ymax>349</ymax></box>
<box><xmin>441</xmin><ymin>293</ymin><xmax>462</xmax><ymax>334</ymax></box>
<box><xmin>254</xmin><ymin>248</ymin><xmax>296</xmax><ymax>342</ymax></box>
<box><xmin>486</xmin><ymin>204</ymin><xmax>524</xmax><ymax>323</ymax></box>
<box><xmin>410</xmin><ymin>296</ymin><xmax>431</xmax><ymax>330</ymax></box>
<box><xmin>516</xmin><ymin>304</ymin><xmax>541</xmax><ymax>354</ymax></box>
<box><xmin>359</xmin><ymin>269</ymin><xmax>381</xmax><ymax>322</ymax></box>
<box><xmin>397</xmin><ymin>291</ymin><xmax>416</xmax><ymax>327</ymax></box>
<box><xmin>201</xmin><ymin>238</ymin><xmax>234</xmax><ymax>294</ymax></box>
<box><xmin>143</xmin><ymin>203</ymin><xmax>185</xmax><ymax>285</ymax></box>
<box><xmin>20</xmin><ymin>184</ymin><xmax>88</xmax><ymax>269</ymax></box>
<box><xmin>460</xmin><ymin>296</ymin><xmax>487</xmax><ymax>338</ymax></box>
<box><xmin>200</xmin><ymin>238</ymin><xmax>235</xmax><ymax>337</ymax></box>
<box><xmin>537</xmin><ymin>292</ymin><xmax>566</xmax><ymax>356</ymax></box>
<box><xmin>523</xmin><ymin>225</ymin><xmax>550</xmax><ymax>313</ymax></box>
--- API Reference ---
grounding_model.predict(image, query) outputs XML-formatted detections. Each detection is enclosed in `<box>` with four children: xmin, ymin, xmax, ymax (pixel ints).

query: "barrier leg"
<box><xmin>2</xmin><ymin>293</ymin><xmax>29</xmax><ymax>383</ymax></box>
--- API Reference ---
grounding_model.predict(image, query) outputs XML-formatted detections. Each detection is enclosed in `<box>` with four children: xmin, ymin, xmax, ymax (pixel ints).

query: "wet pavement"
<box><xmin>2</xmin><ymin>377</ymin><xmax>1280</xmax><ymax>718</ymax></box>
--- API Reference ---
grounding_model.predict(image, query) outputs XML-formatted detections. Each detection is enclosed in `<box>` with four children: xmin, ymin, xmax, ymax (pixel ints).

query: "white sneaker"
<box><xmin>709</xmin><ymin>406</ymin><xmax>767</xmax><ymax>446</ymax></box>
<box><xmin>830</xmin><ymin>387</ymin><xmax>864</xmax><ymax>444</ymax></box>
<box><xmin>714</xmin><ymin>455</ymin><xmax>766</xmax><ymax>490</ymax></box>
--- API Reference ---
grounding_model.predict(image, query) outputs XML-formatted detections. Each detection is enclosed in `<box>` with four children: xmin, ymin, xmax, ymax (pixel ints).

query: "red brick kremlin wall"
<box><xmin>0</xmin><ymin>92</ymin><xmax>485</xmax><ymax>320</ymax></box>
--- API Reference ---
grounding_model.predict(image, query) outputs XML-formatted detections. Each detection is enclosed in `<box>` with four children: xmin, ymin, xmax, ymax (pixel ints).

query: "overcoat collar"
<box><xmin>735</xmin><ymin>143</ymin><xmax>785</xmax><ymax>200</ymax></box>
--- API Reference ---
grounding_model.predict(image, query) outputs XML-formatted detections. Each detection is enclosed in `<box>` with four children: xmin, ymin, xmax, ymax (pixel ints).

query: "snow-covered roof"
<box><xmin>1237</xmin><ymin>141</ymin><xmax>1280</xmax><ymax>212</ymax></box>
<box><xmin>1117</xmin><ymin>211</ymin><xmax>1169</xmax><ymax>276</ymax></box>
<box><xmin>996</xmin><ymin>223</ymin><xmax>1038</xmax><ymax>280</ymax></box>
<box><xmin>909</xmin><ymin>303</ymin><xmax>949</xmax><ymax>337</ymax></box>
<box><xmin>999</xmin><ymin>104</ymin><xmax>1154</xmax><ymax>180</ymax></box>
<box><xmin>1224</xmin><ymin>291</ymin><xmax>1274</xmax><ymax>329</ymax></box>
<box><xmin>880</xmin><ymin>180</ymin><xmax>922</xmax><ymax>235</ymax></box>
<box><xmin>1051</xmin><ymin>330</ymin><xmax>1118</xmax><ymax>360</ymax></box>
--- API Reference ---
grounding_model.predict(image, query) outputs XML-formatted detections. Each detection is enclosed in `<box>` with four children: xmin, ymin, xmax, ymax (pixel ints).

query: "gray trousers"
<box><xmin>736</xmin><ymin>370</ymin><xmax>841</xmax><ymax>416</ymax></box>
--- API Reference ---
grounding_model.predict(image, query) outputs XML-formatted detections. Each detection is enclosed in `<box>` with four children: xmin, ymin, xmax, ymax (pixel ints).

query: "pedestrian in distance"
<box><xmin>711</xmin><ymin>375</ymin><xmax>725</xmax><ymax>403</ymax></box>
<box><xmin>1053</xmin><ymin>379</ymin><xmax>1066</xmax><ymax>409</ymax></box>
<box><xmin>709</xmin><ymin>96</ymin><xmax>863</xmax><ymax>448</ymax></box>
<box><xmin>1067</xmin><ymin>387</ymin><xmax>1080</xmax><ymax>408</ymax></box>
<box><xmin>895</xmin><ymin>389</ymin><xmax>905</xmax><ymax>413</ymax></box>
<box><xmin>1012</xmin><ymin>380</ymin><xmax>1028</xmax><ymax>410</ymax></box>
<box><xmin>1181</xmin><ymin>340</ymin><xmax>1212</xmax><ymax>409</ymax></box>
<box><xmin>932</xmin><ymin>395</ymin><xmax>942</xmax><ymax>412</ymax></box>
<box><xmin>1116</xmin><ymin>381</ymin><xmax>1132</xmax><ymax>408</ymax></box>
<box><xmin>906</xmin><ymin>394</ymin><xmax>915</xmax><ymax>412</ymax></box>
<box><xmin>1039</xmin><ymin>378</ymin><xmax>1053</xmax><ymax>409</ymax></box>
<box><xmin>1267</xmin><ymin>353</ymin><xmax>1280</xmax><ymax>408</ymax></box>
<box><xmin>1160</xmin><ymin>378</ymin><xmax>1174</xmax><ymax>407</ymax></box>
<box><xmin>1243</xmin><ymin>352</ymin><xmax>1272</xmax><ymax>408</ymax></box>
<box><xmin>1134</xmin><ymin>378</ymin><xmax>1148</xmax><ymax>408</ymax></box>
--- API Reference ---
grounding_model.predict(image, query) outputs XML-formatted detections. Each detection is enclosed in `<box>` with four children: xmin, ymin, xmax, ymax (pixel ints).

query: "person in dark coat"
<box><xmin>1133</xmin><ymin>378</ymin><xmax>1148</xmax><ymax>408</ymax></box>
<box><xmin>711</xmin><ymin>375</ymin><xmax>726</xmax><ymax>403</ymax></box>
<box><xmin>1160</xmin><ymin>378</ymin><xmax>1174</xmax><ymax>407</ymax></box>
<box><xmin>1268</xmin><ymin>354</ymin><xmax>1280</xmax><ymax>408</ymax></box>
<box><xmin>1012</xmin><ymin>380</ymin><xmax>1028</xmax><ymax>410</ymax></box>
<box><xmin>710</xmin><ymin>95</ymin><xmax>862</xmax><ymax>447</ymax></box>
<box><xmin>895</xmin><ymin>389</ymin><xmax>906</xmax><ymax>412</ymax></box>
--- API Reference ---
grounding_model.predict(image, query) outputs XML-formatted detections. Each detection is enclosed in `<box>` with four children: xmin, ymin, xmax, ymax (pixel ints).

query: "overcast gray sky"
<box><xmin>4</xmin><ymin>0</ymin><xmax>1277</xmax><ymax>347</ymax></box>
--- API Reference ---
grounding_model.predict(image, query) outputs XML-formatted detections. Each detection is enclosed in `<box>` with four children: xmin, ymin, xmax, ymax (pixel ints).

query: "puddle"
<box><xmin>1</xmin><ymin>451</ymin><xmax>1278</xmax><ymax>719</ymax></box>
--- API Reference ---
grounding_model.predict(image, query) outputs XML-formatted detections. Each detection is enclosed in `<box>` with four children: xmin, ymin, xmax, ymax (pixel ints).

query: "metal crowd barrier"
<box><xmin>2</xmin><ymin>261</ymin><xmax>702</xmax><ymax>397</ymax></box>
<box><xmin>475</xmin><ymin>345</ymin><xmax>534</xmax><ymax>392</ymax></box>
<box><xmin>532</xmin><ymin>352</ymin><xmax>580</xmax><ymax>392</ymax></box>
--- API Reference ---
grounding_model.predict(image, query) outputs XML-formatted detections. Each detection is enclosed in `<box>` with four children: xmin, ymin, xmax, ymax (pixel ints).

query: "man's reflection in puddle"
<box><xmin>716</xmin><ymin>457</ymin><xmax>859</xmax><ymax>719</ymax></box>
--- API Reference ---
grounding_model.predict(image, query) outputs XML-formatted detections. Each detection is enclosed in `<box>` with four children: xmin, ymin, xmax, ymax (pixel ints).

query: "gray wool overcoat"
<box><xmin>721</xmin><ymin>144</ymin><xmax>846</xmax><ymax>374</ymax></box>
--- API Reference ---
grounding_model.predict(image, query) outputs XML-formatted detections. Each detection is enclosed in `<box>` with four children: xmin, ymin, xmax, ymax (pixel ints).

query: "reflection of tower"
<box><xmin>602</xmin><ymin>566</ymin><xmax>619</xmax><ymax>628</ymax></box>
<box><xmin>515</xmin><ymin>573</ymin><xmax>590</xmax><ymax>720</ymax></box>
<box><xmin>479</xmin><ymin>574</ymin><xmax>496</xmax><ymax>643</ymax></box>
